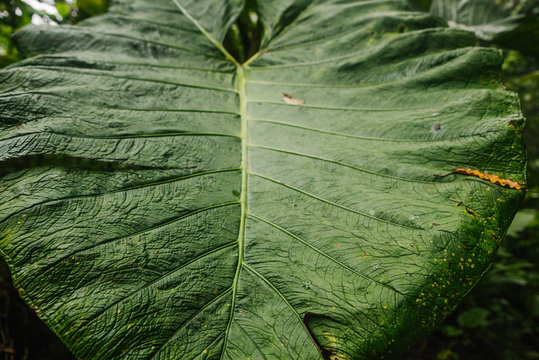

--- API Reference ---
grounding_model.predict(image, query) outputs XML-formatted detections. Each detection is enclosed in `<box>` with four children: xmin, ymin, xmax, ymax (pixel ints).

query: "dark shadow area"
<box><xmin>0</xmin><ymin>261</ymin><xmax>75</xmax><ymax>360</ymax></box>
<box><xmin>223</xmin><ymin>0</ymin><xmax>263</xmax><ymax>63</ymax></box>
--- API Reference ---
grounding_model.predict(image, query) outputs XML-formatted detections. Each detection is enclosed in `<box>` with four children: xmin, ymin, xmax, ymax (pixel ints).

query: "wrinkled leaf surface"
<box><xmin>0</xmin><ymin>0</ymin><xmax>527</xmax><ymax>359</ymax></box>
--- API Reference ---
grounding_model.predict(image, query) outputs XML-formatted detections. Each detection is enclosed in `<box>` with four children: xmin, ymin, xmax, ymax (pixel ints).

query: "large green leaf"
<box><xmin>0</xmin><ymin>0</ymin><xmax>527</xmax><ymax>359</ymax></box>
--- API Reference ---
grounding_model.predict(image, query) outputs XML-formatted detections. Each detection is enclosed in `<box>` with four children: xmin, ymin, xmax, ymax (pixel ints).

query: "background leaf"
<box><xmin>456</xmin><ymin>307</ymin><xmax>489</xmax><ymax>328</ymax></box>
<box><xmin>424</xmin><ymin>0</ymin><xmax>539</xmax><ymax>56</ymax></box>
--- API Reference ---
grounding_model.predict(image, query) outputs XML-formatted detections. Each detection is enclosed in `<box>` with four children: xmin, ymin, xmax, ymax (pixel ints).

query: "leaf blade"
<box><xmin>0</xmin><ymin>0</ymin><xmax>527</xmax><ymax>359</ymax></box>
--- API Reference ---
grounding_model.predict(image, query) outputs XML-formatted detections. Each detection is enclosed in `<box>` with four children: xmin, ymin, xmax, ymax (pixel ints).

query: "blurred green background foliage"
<box><xmin>0</xmin><ymin>1</ymin><xmax>537</xmax><ymax>359</ymax></box>
<box><xmin>0</xmin><ymin>0</ymin><xmax>108</xmax><ymax>67</ymax></box>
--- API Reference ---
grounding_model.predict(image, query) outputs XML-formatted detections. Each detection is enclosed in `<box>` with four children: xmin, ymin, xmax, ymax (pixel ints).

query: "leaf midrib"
<box><xmin>220</xmin><ymin>63</ymin><xmax>249</xmax><ymax>357</ymax></box>
<box><xmin>167</xmin><ymin>1</ymin><xmax>315</xmax><ymax>357</ymax></box>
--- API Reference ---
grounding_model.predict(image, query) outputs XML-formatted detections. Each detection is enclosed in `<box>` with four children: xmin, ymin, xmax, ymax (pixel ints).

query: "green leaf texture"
<box><xmin>0</xmin><ymin>0</ymin><xmax>527</xmax><ymax>359</ymax></box>
<box><xmin>427</xmin><ymin>0</ymin><xmax>539</xmax><ymax>57</ymax></box>
<box><xmin>428</xmin><ymin>0</ymin><xmax>519</xmax><ymax>39</ymax></box>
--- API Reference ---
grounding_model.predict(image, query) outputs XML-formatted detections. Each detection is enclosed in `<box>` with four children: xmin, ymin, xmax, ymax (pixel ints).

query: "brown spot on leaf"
<box><xmin>452</xmin><ymin>168</ymin><xmax>526</xmax><ymax>190</ymax></box>
<box><xmin>435</xmin><ymin>168</ymin><xmax>526</xmax><ymax>190</ymax></box>
<box><xmin>465</xmin><ymin>207</ymin><xmax>476</xmax><ymax>217</ymax></box>
<box><xmin>283</xmin><ymin>93</ymin><xmax>305</xmax><ymax>105</ymax></box>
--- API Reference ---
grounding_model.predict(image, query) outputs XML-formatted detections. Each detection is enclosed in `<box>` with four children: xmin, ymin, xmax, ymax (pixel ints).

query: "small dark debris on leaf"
<box><xmin>283</xmin><ymin>93</ymin><xmax>305</xmax><ymax>105</ymax></box>
<box><xmin>432</xmin><ymin>222</ymin><xmax>440</xmax><ymax>226</ymax></box>
<box><xmin>456</xmin><ymin>202</ymin><xmax>463</xmax><ymax>207</ymax></box>
<box><xmin>508</xmin><ymin>119</ymin><xmax>525</xmax><ymax>133</ymax></box>
<box><xmin>489</xmin><ymin>231</ymin><xmax>499</xmax><ymax>242</ymax></box>
<box><xmin>434</xmin><ymin>170</ymin><xmax>454</xmax><ymax>178</ymax></box>
<box><xmin>465</xmin><ymin>207</ymin><xmax>476</xmax><ymax>217</ymax></box>
<box><xmin>434</xmin><ymin>123</ymin><xmax>441</xmax><ymax>131</ymax></box>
